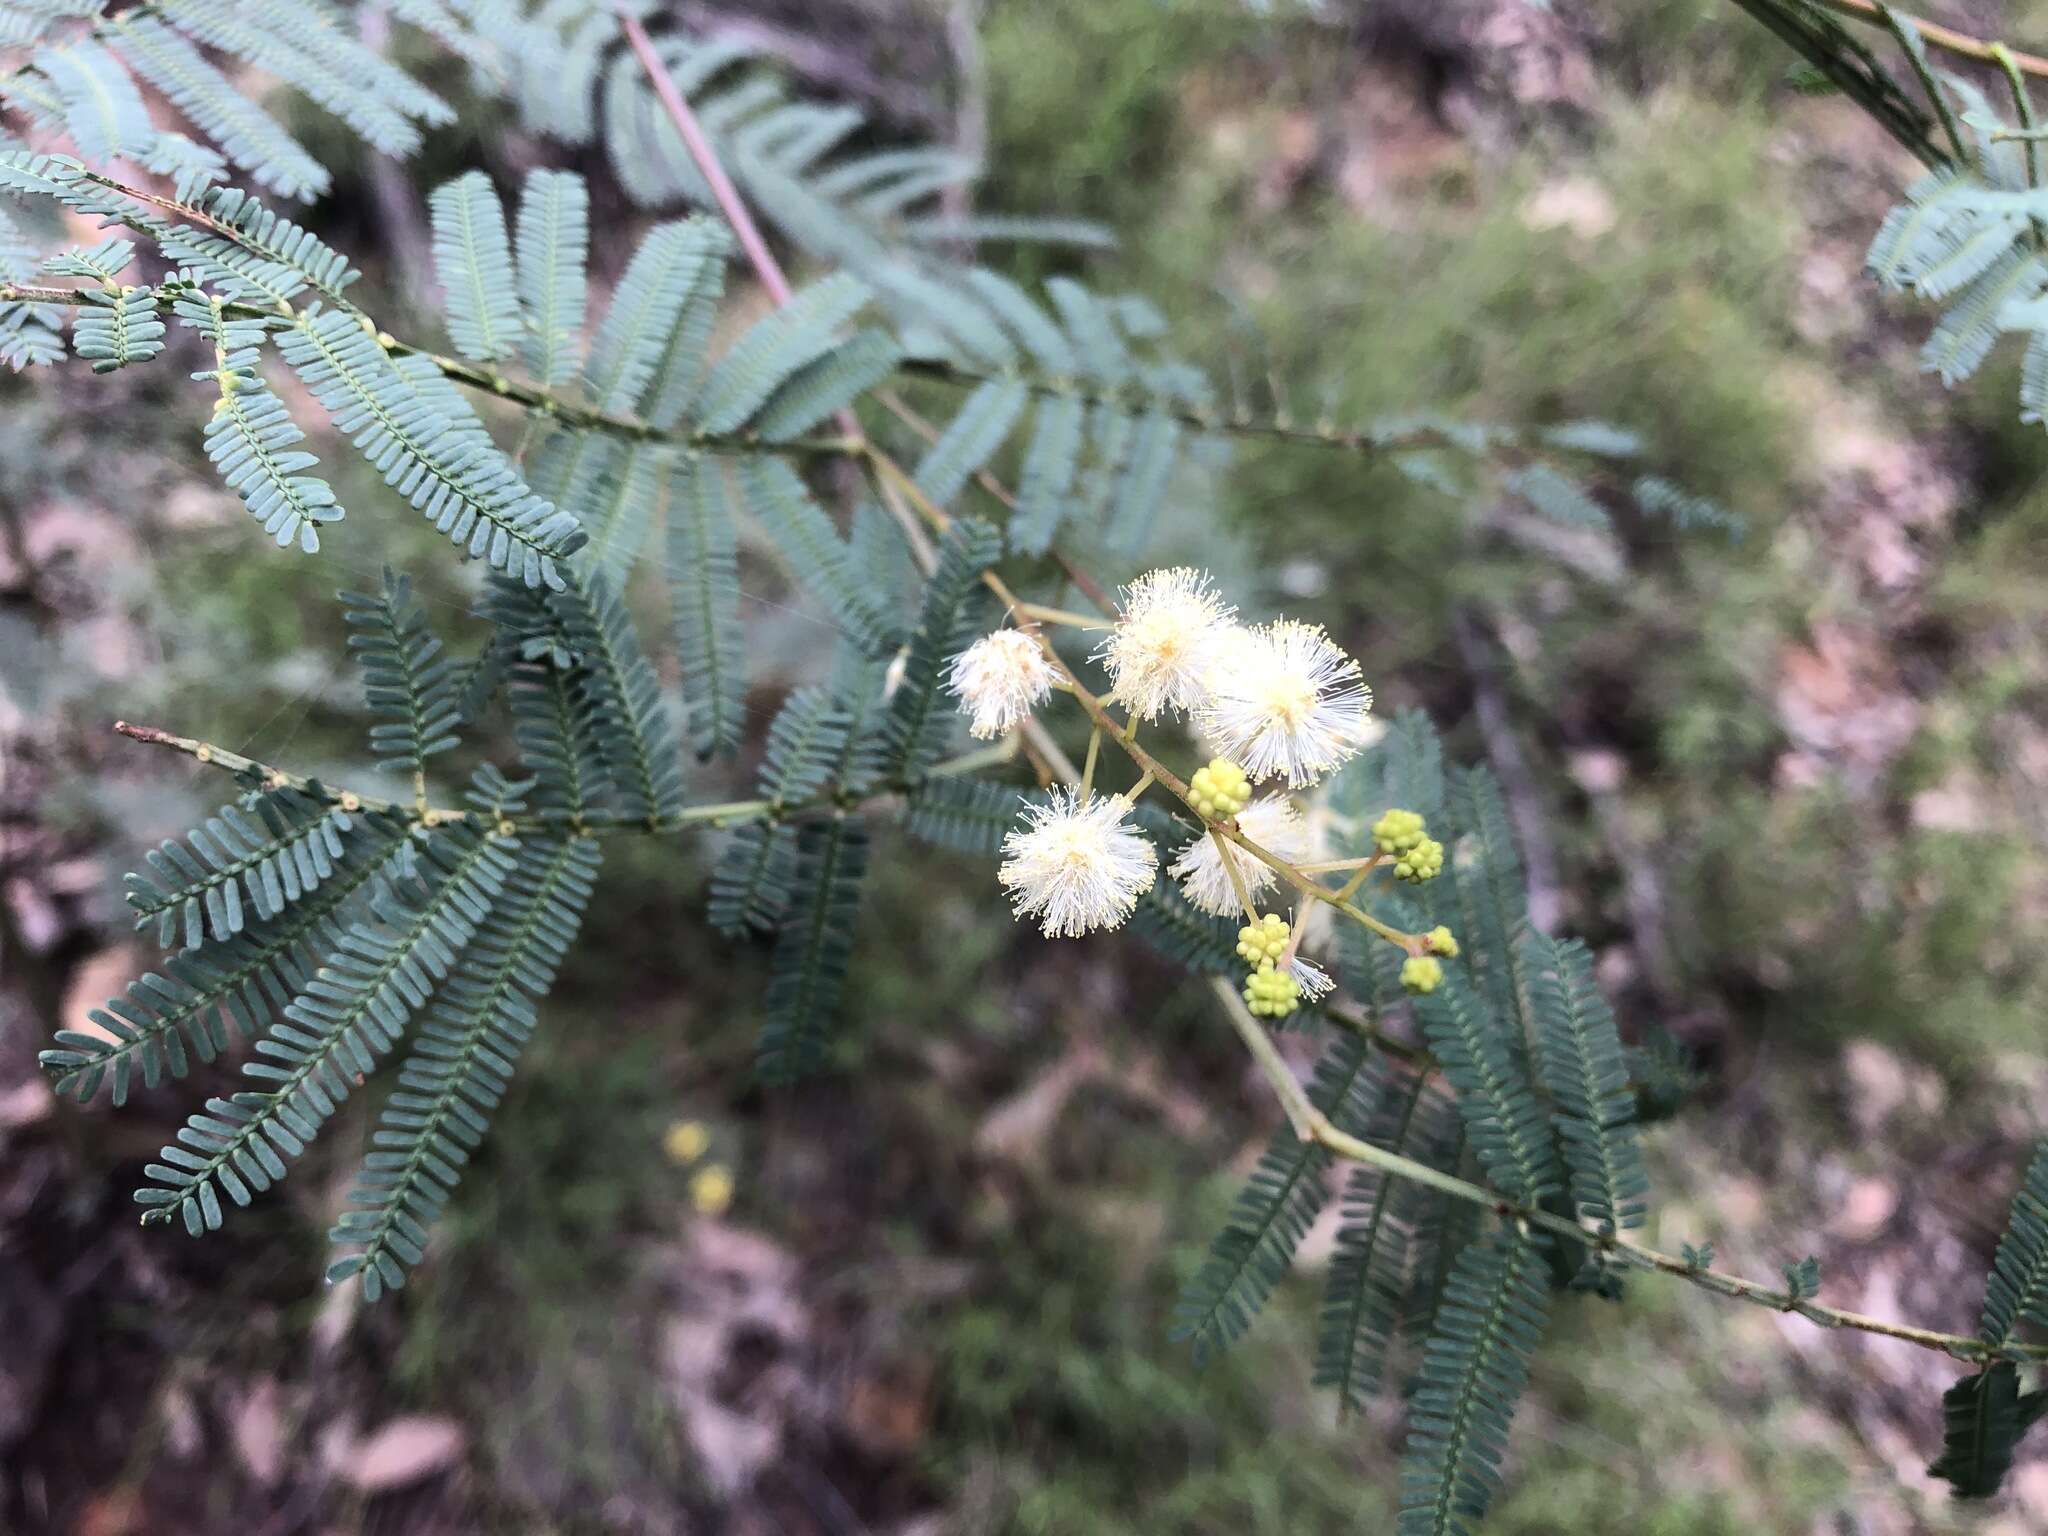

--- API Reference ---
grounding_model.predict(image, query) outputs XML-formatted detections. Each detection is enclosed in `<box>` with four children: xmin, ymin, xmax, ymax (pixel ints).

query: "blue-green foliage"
<box><xmin>881</xmin><ymin>517</ymin><xmax>1000</xmax><ymax>776</ymax></box>
<box><xmin>342</xmin><ymin>568</ymin><xmax>465</xmax><ymax>786</ymax></box>
<box><xmin>1529</xmin><ymin>933</ymin><xmax>1648</xmax><ymax>1234</ymax></box>
<box><xmin>329</xmin><ymin>833</ymin><xmax>601</xmax><ymax>1299</ymax></box>
<box><xmin>125</xmin><ymin>784</ymin><xmax>357</xmax><ymax>950</ymax></box>
<box><xmin>279</xmin><ymin>307</ymin><xmax>585</xmax><ymax>588</ymax></box>
<box><xmin>1398</xmin><ymin>1229</ymin><xmax>1552</xmax><ymax>1536</ymax></box>
<box><xmin>1171</xmin><ymin>1031</ymin><xmax>1386</xmax><ymax>1363</ymax></box>
<box><xmin>134</xmin><ymin>819</ymin><xmax>518</xmax><ymax>1237</ymax></box>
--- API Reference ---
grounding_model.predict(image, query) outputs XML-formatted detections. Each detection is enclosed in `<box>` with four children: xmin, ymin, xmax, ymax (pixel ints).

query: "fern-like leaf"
<box><xmin>1980</xmin><ymin>1142</ymin><xmax>2048</xmax><ymax>1348</ymax></box>
<box><xmin>695</xmin><ymin>271</ymin><xmax>870</xmax><ymax>435</ymax></box>
<box><xmin>750</xmin><ymin>327</ymin><xmax>902</xmax><ymax>443</ymax></box>
<box><xmin>584</xmin><ymin>215</ymin><xmax>727</xmax><ymax>416</ymax></box>
<box><xmin>913</xmin><ymin>378</ymin><xmax>1028</xmax><ymax>509</ymax></box>
<box><xmin>108</xmin><ymin>14</ymin><xmax>329</xmax><ymax>200</ymax></box>
<box><xmin>42</xmin><ymin>821</ymin><xmax>411</xmax><ymax>1105</ymax></box>
<box><xmin>706</xmin><ymin>686</ymin><xmax>846</xmax><ymax>935</ymax></box>
<box><xmin>881</xmin><ymin>517</ymin><xmax>999</xmax><ymax>775</ymax></box>
<box><xmin>133</xmin><ymin>824</ymin><xmax>517</xmax><ymax>1235</ymax></box>
<box><xmin>328</xmin><ymin>834</ymin><xmax>600</xmax><ymax>1298</ymax></box>
<box><xmin>125</xmin><ymin>786</ymin><xmax>357</xmax><ymax>950</ymax></box>
<box><xmin>739</xmin><ymin>456</ymin><xmax>897</xmax><ymax>652</ymax></box>
<box><xmin>1529</xmin><ymin>932</ymin><xmax>1649</xmax><ymax>1233</ymax></box>
<box><xmin>1397</xmin><ymin>1228</ymin><xmax>1552</xmax><ymax>1536</ymax></box>
<box><xmin>1927</xmin><ymin>1362</ymin><xmax>2048</xmax><ymax>1499</ymax></box>
<box><xmin>1411</xmin><ymin>970</ymin><xmax>1560</xmax><ymax>1205</ymax></box>
<box><xmin>667</xmin><ymin>453</ymin><xmax>746</xmax><ymax>757</ymax></box>
<box><xmin>1007</xmin><ymin>389</ymin><xmax>1085</xmax><ymax>556</ymax></box>
<box><xmin>278</xmin><ymin>307</ymin><xmax>585</xmax><ymax>587</ymax></box>
<box><xmin>32</xmin><ymin>39</ymin><xmax>156</xmax><ymax>162</ymax></box>
<box><xmin>755</xmin><ymin>817</ymin><xmax>867</xmax><ymax>1083</ymax></box>
<box><xmin>513</xmin><ymin>168</ymin><xmax>589</xmax><ymax>387</ymax></box>
<box><xmin>341</xmin><ymin>567</ymin><xmax>464</xmax><ymax>788</ymax></box>
<box><xmin>1315</xmin><ymin>1069</ymin><xmax>1452</xmax><ymax>1415</ymax></box>
<box><xmin>547</xmin><ymin>575</ymin><xmax>687</xmax><ymax>822</ymax></box>
<box><xmin>1171</xmin><ymin>1031</ymin><xmax>1385</xmax><ymax>1363</ymax></box>
<box><xmin>902</xmin><ymin>775</ymin><xmax>1020</xmax><ymax>856</ymax></box>
<box><xmin>430</xmin><ymin>169</ymin><xmax>521</xmax><ymax>364</ymax></box>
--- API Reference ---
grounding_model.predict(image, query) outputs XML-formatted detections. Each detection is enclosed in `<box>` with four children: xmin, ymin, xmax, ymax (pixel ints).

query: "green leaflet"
<box><xmin>546</xmin><ymin>574</ymin><xmax>688</xmax><ymax>823</ymax></box>
<box><xmin>755</xmin><ymin>816</ymin><xmax>868</xmax><ymax>1083</ymax></box>
<box><xmin>880</xmin><ymin>517</ymin><xmax>1000</xmax><ymax>776</ymax></box>
<box><xmin>738</xmin><ymin>456</ymin><xmax>898</xmax><ymax>653</ymax></box>
<box><xmin>1411</xmin><ymin>970</ymin><xmax>1560</xmax><ymax>1207</ymax></box>
<box><xmin>278</xmin><ymin>307</ymin><xmax>585</xmax><ymax>588</ymax></box>
<box><xmin>341</xmin><ymin>567</ymin><xmax>464</xmax><ymax>785</ymax></box>
<box><xmin>42</xmin><ymin>819</ymin><xmax>412</xmax><ymax>1105</ymax></box>
<box><xmin>902</xmin><ymin>775</ymin><xmax>1021</xmax><ymax>857</ymax></box>
<box><xmin>1171</xmin><ymin>1031</ymin><xmax>1386</xmax><ymax>1363</ymax></box>
<box><xmin>1529</xmin><ymin>932</ymin><xmax>1650</xmax><ymax>1234</ymax></box>
<box><xmin>1927</xmin><ymin>1362</ymin><xmax>2048</xmax><ymax>1499</ymax></box>
<box><xmin>328</xmin><ymin>834</ymin><xmax>601</xmax><ymax>1298</ymax></box>
<box><xmin>133</xmin><ymin>823</ymin><xmax>518</xmax><ymax>1236</ymax></box>
<box><xmin>109</xmin><ymin>14</ymin><xmax>328</xmax><ymax>200</ymax></box>
<box><xmin>1315</xmin><ymin>1070</ymin><xmax>1449</xmax><ymax>1415</ymax></box>
<box><xmin>1398</xmin><ymin>1228</ymin><xmax>1552</xmax><ymax>1536</ymax></box>
<box><xmin>750</xmin><ymin>327</ymin><xmax>901</xmax><ymax>443</ymax></box>
<box><xmin>1980</xmin><ymin>1142</ymin><xmax>2048</xmax><ymax>1348</ymax></box>
<box><xmin>488</xmin><ymin>579</ymin><xmax>614</xmax><ymax>818</ymax></box>
<box><xmin>1007</xmin><ymin>390</ymin><xmax>1085</xmax><ymax>556</ymax></box>
<box><xmin>584</xmin><ymin>215</ymin><xmax>727</xmax><ymax>417</ymax></box>
<box><xmin>32</xmin><ymin>39</ymin><xmax>155</xmax><ymax>162</ymax></box>
<box><xmin>667</xmin><ymin>454</ymin><xmax>746</xmax><ymax>758</ymax></box>
<box><xmin>429</xmin><ymin>169</ymin><xmax>521</xmax><ymax>364</ymax></box>
<box><xmin>694</xmin><ymin>271</ymin><xmax>871</xmax><ymax>435</ymax></box>
<box><xmin>124</xmin><ymin>785</ymin><xmax>357</xmax><ymax>950</ymax></box>
<box><xmin>706</xmin><ymin>686</ymin><xmax>846</xmax><ymax>935</ymax></box>
<box><xmin>513</xmin><ymin>168</ymin><xmax>589</xmax><ymax>387</ymax></box>
<box><xmin>912</xmin><ymin>377</ymin><xmax>1028</xmax><ymax>509</ymax></box>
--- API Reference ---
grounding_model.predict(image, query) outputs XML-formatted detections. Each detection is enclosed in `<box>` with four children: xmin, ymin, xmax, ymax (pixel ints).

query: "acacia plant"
<box><xmin>9</xmin><ymin>0</ymin><xmax>2048</xmax><ymax>1527</ymax></box>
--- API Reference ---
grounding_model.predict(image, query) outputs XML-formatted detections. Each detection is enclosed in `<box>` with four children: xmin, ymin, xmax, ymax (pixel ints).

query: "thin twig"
<box><xmin>1207</xmin><ymin>976</ymin><xmax>2047</xmax><ymax>1365</ymax></box>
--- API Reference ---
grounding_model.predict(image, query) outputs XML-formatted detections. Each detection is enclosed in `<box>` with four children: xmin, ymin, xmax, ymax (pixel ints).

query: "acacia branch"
<box><xmin>1209</xmin><ymin>976</ymin><xmax>2046</xmax><ymax>1365</ymax></box>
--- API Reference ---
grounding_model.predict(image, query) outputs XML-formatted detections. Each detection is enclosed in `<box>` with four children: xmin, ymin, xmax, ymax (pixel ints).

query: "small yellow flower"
<box><xmin>1426</xmin><ymin>925</ymin><xmax>1459</xmax><ymax>958</ymax></box>
<box><xmin>1400</xmin><ymin>956</ymin><xmax>1444</xmax><ymax>995</ymax></box>
<box><xmin>690</xmin><ymin>1164</ymin><xmax>735</xmax><ymax>1217</ymax></box>
<box><xmin>1243</xmin><ymin>965</ymin><xmax>1301</xmax><ymax>1018</ymax></box>
<box><xmin>1372</xmin><ymin>808</ymin><xmax>1426</xmax><ymax>855</ymax></box>
<box><xmin>663</xmin><ymin>1119</ymin><xmax>710</xmax><ymax>1165</ymax></box>
<box><xmin>1394</xmin><ymin>837</ymin><xmax>1444</xmax><ymax>883</ymax></box>
<box><xmin>1236</xmin><ymin>913</ymin><xmax>1290</xmax><ymax>967</ymax></box>
<box><xmin>1188</xmin><ymin>758</ymin><xmax>1252</xmax><ymax>820</ymax></box>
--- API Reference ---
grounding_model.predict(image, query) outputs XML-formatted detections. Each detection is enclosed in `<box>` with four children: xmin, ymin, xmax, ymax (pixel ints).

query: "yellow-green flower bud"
<box><xmin>1400</xmin><ymin>955</ymin><xmax>1444</xmax><ymax>994</ymax></box>
<box><xmin>1394</xmin><ymin>836</ymin><xmax>1444</xmax><ymax>883</ymax></box>
<box><xmin>1426</xmin><ymin>925</ymin><xmax>1459</xmax><ymax>957</ymax></box>
<box><xmin>1243</xmin><ymin>965</ymin><xmax>1301</xmax><ymax>1018</ymax></box>
<box><xmin>1235</xmin><ymin>912</ymin><xmax>1290</xmax><ymax>966</ymax></box>
<box><xmin>1372</xmin><ymin>808</ymin><xmax>1426</xmax><ymax>855</ymax></box>
<box><xmin>1189</xmin><ymin>757</ymin><xmax>1253</xmax><ymax>820</ymax></box>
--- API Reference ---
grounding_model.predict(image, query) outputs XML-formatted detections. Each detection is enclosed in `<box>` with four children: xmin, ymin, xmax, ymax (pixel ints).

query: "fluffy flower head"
<box><xmin>947</xmin><ymin>628</ymin><xmax>1056</xmax><ymax>739</ymax></box>
<box><xmin>1168</xmin><ymin>795</ymin><xmax>1308</xmax><ymax>917</ymax></box>
<box><xmin>1096</xmin><ymin>567</ymin><xmax>1237</xmax><ymax>720</ymax></box>
<box><xmin>999</xmin><ymin>790</ymin><xmax>1158</xmax><ymax>938</ymax></box>
<box><xmin>1200</xmin><ymin>619</ymin><xmax>1372</xmax><ymax>787</ymax></box>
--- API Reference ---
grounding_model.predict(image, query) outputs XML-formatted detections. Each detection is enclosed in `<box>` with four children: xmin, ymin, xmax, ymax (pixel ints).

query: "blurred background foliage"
<box><xmin>10</xmin><ymin>0</ymin><xmax>2048</xmax><ymax>1531</ymax></box>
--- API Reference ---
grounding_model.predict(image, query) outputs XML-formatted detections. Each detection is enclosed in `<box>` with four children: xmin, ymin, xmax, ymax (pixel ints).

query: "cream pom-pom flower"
<box><xmin>946</xmin><ymin>628</ymin><xmax>1057</xmax><ymax>739</ymax></box>
<box><xmin>1094</xmin><ymin>566</ymin><xmax>1238</xmax><ymax>721</ymax></box>
<box><xmin>1198</xmin><ymin>619</ymin><xmax>1372</xmax><ymax>787</ymax></box>
<box><xmin>998</xmin><ymin>790</ymin><xmax>1158</xmax><ymax>938</ymax></box>
<box><xmin>1166</xmin><ymin>794</ymin><xmax>1309</xmax><ymax>917</ymax></box>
